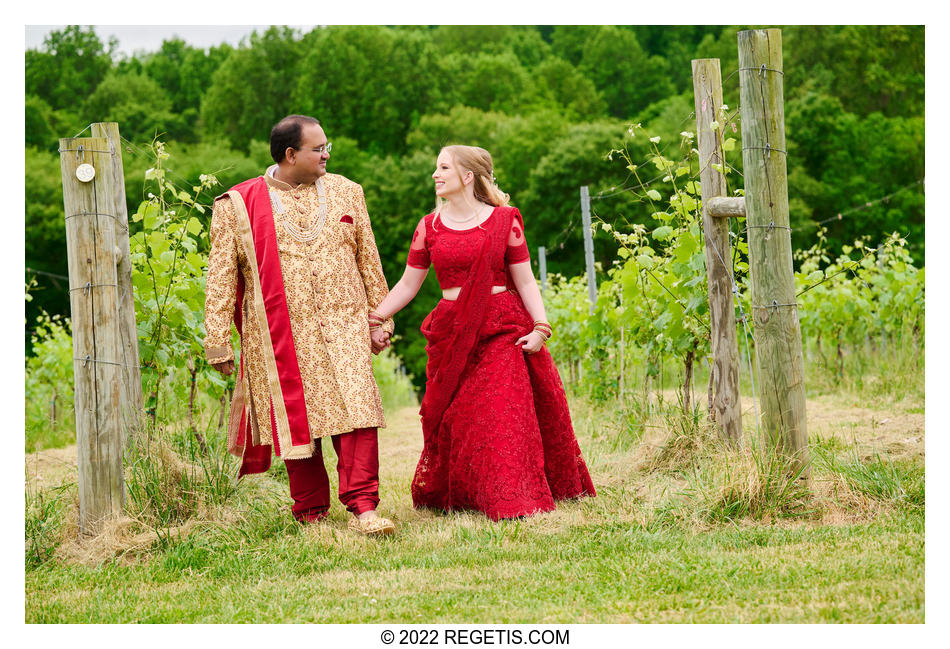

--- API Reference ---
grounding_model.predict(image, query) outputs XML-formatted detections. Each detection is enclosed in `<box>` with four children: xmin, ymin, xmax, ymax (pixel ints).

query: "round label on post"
<box><xmin>76</xmin><ymin>163</ymin><xmax>96</xmax><ymax>183</ymax></box>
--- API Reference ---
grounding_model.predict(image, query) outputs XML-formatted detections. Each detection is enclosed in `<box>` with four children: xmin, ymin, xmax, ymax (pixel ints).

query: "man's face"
<box><xmin>291</xmin><ymin>123</ymin><xmax>330</xmax><ymax>181</ymax></box>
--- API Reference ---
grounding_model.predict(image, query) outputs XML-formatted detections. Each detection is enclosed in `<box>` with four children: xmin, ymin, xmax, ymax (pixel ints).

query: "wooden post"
<box><xmin>580</xmin><ymin>186</ymin><xmax>597</xmax><ymax>314</ymax></box>
<box><xmin>737</xmin><ymin>29</ymin><xmax>809</xmax><ymax>474</ymax></box>
<box><xmin>91</xmin><ymin>123</ymin><xmax>143</xmax><ymax>442</ymax></box>
<box><xmin>692</xmin><ymin>58</ymin><xmax>743</xmax><ymax>443</ymax></box>
<box><xmin>60</xmin><ymin>136</ymin><xmax>126</xmax><ymax>534</ymax></box>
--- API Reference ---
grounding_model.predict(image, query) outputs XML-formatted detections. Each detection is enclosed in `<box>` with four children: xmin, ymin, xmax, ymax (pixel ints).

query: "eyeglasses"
<box><xmin>295</xmin><ymin>142</ymin><xmax>332</xmax><ymax>155</ymax></box>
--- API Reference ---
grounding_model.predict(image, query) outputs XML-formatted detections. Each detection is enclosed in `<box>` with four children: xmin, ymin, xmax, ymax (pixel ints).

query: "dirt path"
<box><xmin>25</xmin><ymin>392</ymin><xmax>924</xmax><ymax>495</ymax></box>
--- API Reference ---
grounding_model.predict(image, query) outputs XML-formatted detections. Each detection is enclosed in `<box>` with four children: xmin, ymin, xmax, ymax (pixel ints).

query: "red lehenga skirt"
<box><xmin>411</xmin><ymin>290</ymin><xmax>596</xmax><ymax>520</ymax></box>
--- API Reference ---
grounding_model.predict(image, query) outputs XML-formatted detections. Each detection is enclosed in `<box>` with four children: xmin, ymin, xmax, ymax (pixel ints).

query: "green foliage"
<box><xmin>82</xmin><ymin>71</ymin><xmax>190</xmax><ymax>144</ymax></box>
<box><xmin>579</xmin><ymin>26</ymin><xmax>675</xmax><ymax>119</ymax></box>
<box><xmin>292</xmin><ymin>26</ymin><xmax>439</xmax><ymax>154</ymax></box>
<box><xmin>201</xmin><ymin>26</ymin><xmax>305</xmax><ymax>151</ymax></box>
<box><xmin>25</xmin><ymin>307</ymin><xmax>75</xmax><ymax>452</ymax></box>
<box><xmin>25</xmin><ymin>485</ymin><xmax>67</xmax><ymax>569</ymax></box>
<box><xmin>813</xmin><ymin>445</ymin><xmax>924</xmax><ymax>511</ymax></box>
<box><xmin>23</xmin><ymin>24</ymin><xmax>925</xmax><ymax>395</ymax></box>
<box><xmin>546</xmin><ymin>125</ymin><xmax>713</xmax><ymax>402</ymax></box>
<box><xmin>793</xmin><ymin>230</ymin><xmax>924</xmax><ymax>388</ymax></box>
<box><xmin>124</xmin><ymin>422</ymin><xmax>237</xmax><ymax>530</ymax></box>
<box><xmin>680</xmin><ymin>438</ymin><xmax>815</xmax><ymax>523</ymax></box>
<box><xmin>26</xmin><ymin>26</ymin><xmax>114</xmax><ymax>109</ymax></box>
<box><xmin>25</xmin><ymin>146</ymin><xmax>69</xmax><ymax>340</ymax></box>
<box><xmin>372</xmin><ymin>349</ymin><xmax>419</xmax><ymax>413</ymax></box>
<box><xmin>129</xmin><ymin>141</ymin><xmax>223</xmax><ymax>421</ymax></box>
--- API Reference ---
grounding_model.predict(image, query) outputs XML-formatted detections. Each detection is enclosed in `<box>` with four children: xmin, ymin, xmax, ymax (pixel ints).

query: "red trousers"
<box><xmin>284</xmin><ymin>427</ymin><xmax>380</xmax><ymax>522</ymax></box>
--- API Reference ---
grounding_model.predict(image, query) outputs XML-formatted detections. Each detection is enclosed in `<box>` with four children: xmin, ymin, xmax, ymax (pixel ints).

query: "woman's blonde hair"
<box><xmin>435</xmin><ymin>145</ymin><xmax>510</xmax><ymax>215</ymax></box>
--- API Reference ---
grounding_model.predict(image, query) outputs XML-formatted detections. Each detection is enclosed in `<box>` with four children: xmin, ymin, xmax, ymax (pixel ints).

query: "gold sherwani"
<box><xmin>204</xmin><ymin>168</ymin><xmax>393</xmax><ymax>456</ymax></box>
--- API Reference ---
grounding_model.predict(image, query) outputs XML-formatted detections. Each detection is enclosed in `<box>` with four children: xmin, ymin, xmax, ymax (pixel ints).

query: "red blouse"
<box><xmin>406</xmin><ymin>206</ymin><xmax>531</xmax><ymax>289</ymax></box>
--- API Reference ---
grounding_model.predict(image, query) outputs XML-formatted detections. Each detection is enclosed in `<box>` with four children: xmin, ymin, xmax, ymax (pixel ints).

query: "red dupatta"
<box><xmin>418</xmin><ymin>207</ymin><xmax>514</xmax><ymax>445</ymax></box>
<box><xmin>225</xmin><ymin>177</ymin><xmax>314</xmax><ymax>476</ymax></box>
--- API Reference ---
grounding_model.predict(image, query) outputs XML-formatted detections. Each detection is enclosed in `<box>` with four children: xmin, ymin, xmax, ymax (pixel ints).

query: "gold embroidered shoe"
<box><xmin>348</xmin><ymin>515</ymin><xmax>396</xmax><ymax>536</ymax></box>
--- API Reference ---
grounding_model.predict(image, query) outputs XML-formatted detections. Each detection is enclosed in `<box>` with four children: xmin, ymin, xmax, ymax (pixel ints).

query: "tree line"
<box><xmin>25</xmin><ymin>25</ymin><xmax>924</xmax><ymax>387</ymax></box>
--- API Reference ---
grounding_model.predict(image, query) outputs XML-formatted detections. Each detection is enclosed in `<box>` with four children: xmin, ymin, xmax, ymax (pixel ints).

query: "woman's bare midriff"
<box><xmin>442</xmin><ymin>285</ymin><xmax>508</xmax><ymax>301</ymax></box>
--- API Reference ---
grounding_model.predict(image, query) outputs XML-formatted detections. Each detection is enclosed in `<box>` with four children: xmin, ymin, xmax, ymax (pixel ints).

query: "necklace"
<box><xmin>441</xmin><ymin>203</ymin><xmax>487</xmax><ymax>226</ymax></box>
<box><xmin>270</xmin><ymin>176</ymin><xmax>327</xmax><ymax>243</ymax></box>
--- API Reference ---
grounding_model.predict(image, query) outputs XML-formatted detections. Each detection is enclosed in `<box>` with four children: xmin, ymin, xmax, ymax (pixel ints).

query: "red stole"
<box><xmin>228</xmin><ymin>177</ymin><xmax>313</xmax><ymax>476</ymax></box>
<box><xmin>418</xmin><ymin>207</ymin><xmax>513</xmax><ymax>463</ymax></box>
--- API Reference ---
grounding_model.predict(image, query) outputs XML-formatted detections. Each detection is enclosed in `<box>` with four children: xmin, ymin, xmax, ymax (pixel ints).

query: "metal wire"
<box><xmin>68</xmin><ymin>282</ymin><xmax>118</xmax><ymax>295</ymax></box>
<box><xmin>64</xmin><ymin>210</ymin><xmax>119</xmax><ymax>222</ymax></box>
<box><xmin>74</xmin><ymin>355</ymin><xmax>144</xmax><ymax>370</ymax></box>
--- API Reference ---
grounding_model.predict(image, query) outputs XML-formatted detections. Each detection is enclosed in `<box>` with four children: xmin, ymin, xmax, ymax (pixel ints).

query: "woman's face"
<box><xmin>432</xmin><ymin>150</ymin><xmax>470</xmax><ymax>198</ymax></box>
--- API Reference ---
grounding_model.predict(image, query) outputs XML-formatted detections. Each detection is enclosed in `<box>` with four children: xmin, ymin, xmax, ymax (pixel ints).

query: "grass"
<box><xmin>24</xmin><ymin>355</ymin><xmax>925</xmax><ymax>623</ymax></box>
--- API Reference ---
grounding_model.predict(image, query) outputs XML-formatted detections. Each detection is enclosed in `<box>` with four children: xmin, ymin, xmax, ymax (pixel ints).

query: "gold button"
<box><xmin>298</xmin><ymin>206</ymin><xmax>306</xmax><ymax>214</ymax></box>
<box><xmin>312</xmin><ymin>269</ymin><xmax>318</xmax><ymax>276</ymax></box>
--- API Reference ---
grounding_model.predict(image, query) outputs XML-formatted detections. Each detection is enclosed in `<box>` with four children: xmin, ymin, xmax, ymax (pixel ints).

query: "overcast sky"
<box><xmin>25</xmin><ymin>25</ymin><xmax>316</xmax><ymax>57</ymax></box>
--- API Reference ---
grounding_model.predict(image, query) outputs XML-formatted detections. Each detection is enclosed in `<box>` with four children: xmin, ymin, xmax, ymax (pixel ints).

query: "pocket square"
<box><xmin>340</xmin><ymin>215</ymin><xmax>354</xmax><ymax>224</ymax></box>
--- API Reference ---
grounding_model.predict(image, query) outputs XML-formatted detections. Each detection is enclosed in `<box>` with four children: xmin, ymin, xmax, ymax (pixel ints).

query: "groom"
<box><xmin>204</xmin><ymin>114</ymin><xmax>395</xmax><ymax>535</ymax></box>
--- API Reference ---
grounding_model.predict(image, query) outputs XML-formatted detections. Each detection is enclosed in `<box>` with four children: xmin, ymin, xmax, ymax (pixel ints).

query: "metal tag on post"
<box><xmin>76</xmin><ymin>163</ymin><xmax>96</xmax><ymax>183</ymax></box>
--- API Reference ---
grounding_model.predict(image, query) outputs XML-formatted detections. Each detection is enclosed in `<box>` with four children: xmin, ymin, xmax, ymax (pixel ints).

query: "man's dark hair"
<box><xmin>270</xmin><ymin>115</ymin><xmax>321</xmax><ymax>163</ymax></box>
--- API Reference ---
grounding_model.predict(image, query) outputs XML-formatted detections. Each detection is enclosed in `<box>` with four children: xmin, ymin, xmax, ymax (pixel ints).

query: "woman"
<box><xmin>371</xmin><ymin>145</ymin><xmax>595</xmax><ymax>520</ymax></box>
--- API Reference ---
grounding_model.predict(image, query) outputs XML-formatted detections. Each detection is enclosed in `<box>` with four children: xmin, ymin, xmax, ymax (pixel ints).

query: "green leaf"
<box><xmin>723</xmin><ymin>137</ymin><xmax>737</xmax><ymax>152</ymax></box>
<box><xmin>142</xmin><ymin>202</ymin><xmax>160</xmax><ymax>230</ymax></box>
<box><xmin>646</xmin><ymin>189</ymin><xmax>662</xmax><ymax>201</ymax></box>
<box><xmin>186</xmin><ymin>217</ymin><xmax>203</xmax><ymax>236</ymax></box>
<box><xmin>652</xmin><ymin>226</ymin><xmax>674</xmax><ymax>241</ymax></box>
<box><xmin>636</xmin><ymin>254</ymin><xmax>655</xmax><ymax>270</ymax></box>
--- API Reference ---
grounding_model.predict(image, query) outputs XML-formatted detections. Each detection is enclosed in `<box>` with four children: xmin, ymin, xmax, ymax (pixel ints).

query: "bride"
<box><xmin>370</xmin><ymin>144</ymin><xmax>595</xmax><ymax>520</ymax></box>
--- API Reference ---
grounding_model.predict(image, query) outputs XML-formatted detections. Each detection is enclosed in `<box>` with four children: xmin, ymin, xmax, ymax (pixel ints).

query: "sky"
<box><xmin>25</xmin><ymin>25</ymin><xmax>316</xmax><ymax>57</ymax></box>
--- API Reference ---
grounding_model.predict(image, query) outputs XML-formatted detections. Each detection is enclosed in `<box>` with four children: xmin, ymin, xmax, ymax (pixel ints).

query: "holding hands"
<box><xmin>368</xmin><ymin>311</ymin><xmax>391</xmax><ymax>355</ymax></box>
<box><xmin>370</xmin><ymin>327</ymin><xmax>391</xmax><ymax>354</ymax></box>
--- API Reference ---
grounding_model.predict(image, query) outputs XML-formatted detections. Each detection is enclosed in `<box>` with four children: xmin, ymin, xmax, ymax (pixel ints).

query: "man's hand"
<box><xmin>370</xmin><ymin>329</ymin><xmax>391</xmax><ymax>355</ymax></box>
<box><xmin>211</xmin><ymin>360</ymin><xmax>235</xmax><ymax>375</ymax></box>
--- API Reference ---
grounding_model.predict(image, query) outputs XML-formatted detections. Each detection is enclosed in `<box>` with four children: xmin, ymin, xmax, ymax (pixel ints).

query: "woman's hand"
<box><xmin>515</xmin><ymin>330</ymin><xmax>545</xmax><ymax>354</ymax></box>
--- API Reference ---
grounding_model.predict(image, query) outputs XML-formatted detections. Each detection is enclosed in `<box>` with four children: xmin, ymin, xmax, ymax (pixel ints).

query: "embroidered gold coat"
<box><xmin>204</xmin><ymin>168</ymin><xmax>393</xmax><ymax>459</ymax></box>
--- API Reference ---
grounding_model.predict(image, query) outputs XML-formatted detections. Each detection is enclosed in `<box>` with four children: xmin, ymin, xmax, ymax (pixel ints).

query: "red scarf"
<box><xmin>229</xmin><ymin>177</ymin><xmax>312</xmax><ymax>476</ymax></box>
<box><xmin>418</xmin><ymin>207</ymin><xmax>513</xmax><ymax>443</ymax></box>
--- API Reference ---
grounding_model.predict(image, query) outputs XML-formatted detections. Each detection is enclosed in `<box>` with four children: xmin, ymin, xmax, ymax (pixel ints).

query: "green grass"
<box><xmin>24</xmin><ymin>358</ymin><xmax>925</xmax><ymax>623</ymax></box>
<box><xmin>24</xmin><ymin>498</ymin><xmax>923</xmax><ymax>623</ymax></box>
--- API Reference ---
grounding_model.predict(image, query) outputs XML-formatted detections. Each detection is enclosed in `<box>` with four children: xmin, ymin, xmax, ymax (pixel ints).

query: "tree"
<box><xmin>141</xmin><ymin>39</ymin><xmax>233</xmax><ymax>128</ymax></box>
<box><xmin>579</xmin><ymin>26</ymin><xmax>675</xmax><ymax>119</ymax></box>
<box><xmin>25</xmin><ymin>147</ymin><xmax>69</xmax><ymax>342</ymax></box>
<box><xmin>291</xmin><ymin>26</ymin><xmax>439</xmax><ymax>154</ymax></box>
<box><xmin>201</xmin><ymin>27</ymin><xmax>304</xmax><ymax>151</ymax></box>
<box><xmin>26</xmin><ymin>26</ymin><xmax>114</xmax><ymax>109</ymax></box>
<box><xmin>533</xmin><ymin>57</ymin><xmax>607</xmax><ymax>120</ymax></box>
<box><xmin>784</xmin><ymin>25</ymin><xmax>924</xmax><ymax>117</ymax></box>
<box><xmin>82</xmin><ymin>71</ymin><xmax>188</xmax><ymax>144</ymax></box>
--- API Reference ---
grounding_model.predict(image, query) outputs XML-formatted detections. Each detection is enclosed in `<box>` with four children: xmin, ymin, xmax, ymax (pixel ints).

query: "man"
<box><xmin>204</xmin><ymin>114</ymin><xmax>395</xmax><ymax>535</ymax></box>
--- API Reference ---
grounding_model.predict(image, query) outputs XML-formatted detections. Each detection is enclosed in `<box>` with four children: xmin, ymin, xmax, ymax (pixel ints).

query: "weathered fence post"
<box><xmin>580</xmin><ymin>186</ymin><xmax>597</xmax><ymax>314</ymax></box>
<box><xmin>60</xmin><ymin>136</ymin><xmax>126</xmax><ymax>534</ymax></box>
<box><xmin>737</xmin><ymin>28</ymin><xmax>809</xmax><ymax>474</ymax></box>
<box><xmin>91</xmin><ymin>122</ymin><xmax>143</xmax><ymax>442</ymax></box>
<box><xmin>691</xmin><ymin>58</ymin><xmax>743</xmax><ymax>443</ymax></box>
